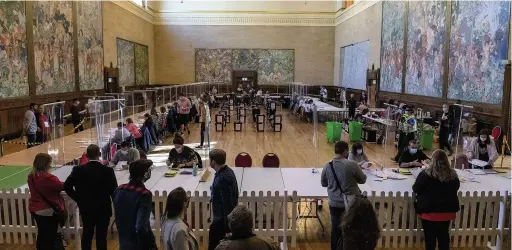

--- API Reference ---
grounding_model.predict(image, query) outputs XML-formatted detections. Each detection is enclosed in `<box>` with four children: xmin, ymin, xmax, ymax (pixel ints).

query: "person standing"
<box><xmin>161</xmin><ymin>187</ymin><xmax>199</xmax><ymax>250</ymax></box>
<box><xmin>28</xmin><ymin>153</ymin><xmax>65</xmax><ymax>250</ymax></box>
<box><xmin>64</xmin><ymin>144</ymin><xmax>118</xmax><ymax>250</ymax></box>
<box><xmin>439</xmin><ymin>104</ymin><xmax>453</xmax><ymax>156</ymax></box>
<box><xmin>178</xmin><ymin>93</ymin><xmax>192</xmax><ymax>135</ymax></box>
<box><xmin>208</xmin><ymin>149</ymin><xmax>239</xmax><ymax>250</ymax></box>
<box><xmin>393</xmin><ymin>106</ymin><xmax>417</xmax><ymax>162</ymax></box>
<box><xmin>321</xmin><ymin>141</ymin><xmax>367</xmax><ymax>250</ymax></box>
<box><xmin>113</xmin><ymin>159</ymin><xmax>157</xmax><ymax>250</ymax></box>
<box><xmin>70</xmin><ymin>98</ymin><xmax>83</xmax><ymax>133</ymax></box>
<box><xmin>24</xmin><ymin>103</ymin><xmax>38</xmax><ymax>148</ymax></box>
<box><xmin>413</xmin><ymin>149</ymin><xmax>460</xmax><ymax>250</ymax></box>
<box><xmin>196</xmin><ymin>98</ymin><xmax>207</xmax><ymax>149</ymax></box>
<box><xmin>348</xmin><ymin>94</ymin><xmax>357</xmax><ymax>119</ymax></box>
<box><xmin>35</xmin><ymin>105</ymin><xmax>51</xmax><ymax>143</ymax></box>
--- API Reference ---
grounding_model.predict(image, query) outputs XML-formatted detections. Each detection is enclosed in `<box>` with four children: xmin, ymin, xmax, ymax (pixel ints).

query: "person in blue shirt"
<box><xmin>208</xmin><ymin>149</ymin><xmax>239</xmax><ymax>250</ymax></box>
<box><xmin>113</xmin><ymin>159</ymin><xmax>157</xmax><ymax>250</ymax></box>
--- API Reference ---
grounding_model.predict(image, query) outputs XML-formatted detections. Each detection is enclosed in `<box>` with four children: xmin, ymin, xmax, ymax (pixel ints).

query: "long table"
<box><xmin>21</xmin><ymin>165</ymin><xmax>510</xmax><ymax>196</ymax></box>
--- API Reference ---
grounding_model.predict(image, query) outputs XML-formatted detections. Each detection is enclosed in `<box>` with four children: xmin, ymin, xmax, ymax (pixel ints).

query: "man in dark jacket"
<box><xmin>113</xmin><ymin>159</ymin><xmax>157</xmax><ymax>250</ymax></box>
<box><xmin>70</xmin><ymin>98</ymin><xmax>83</xmax><ymax>133</ymax></box>
<box><xmin>64</xmin><ymin>144</ymin><xmax>118</xmax><ymax>250</ymax></box>
<box><xmin>209</xmin><ymin>149</ymin><xmax>239</xmax><ymax>250</ymax></box>
<box><xmin>348</xmin><ymin>94</ymin><xmax>357</xmax><ymax>119</ymax></box>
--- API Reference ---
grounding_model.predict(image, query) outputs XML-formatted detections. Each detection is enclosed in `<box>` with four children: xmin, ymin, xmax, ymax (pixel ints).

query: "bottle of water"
<box><xmin>192</xmin><ymin>162</ymin><xmax>198</xmax><ymax>176</ymax></box>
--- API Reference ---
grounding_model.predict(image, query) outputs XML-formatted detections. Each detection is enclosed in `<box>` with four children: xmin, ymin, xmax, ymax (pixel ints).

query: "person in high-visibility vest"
<box><xmin>393</xmin><ymin>106</ymin><xmax>417</xmax><ymax>162</ymax></box>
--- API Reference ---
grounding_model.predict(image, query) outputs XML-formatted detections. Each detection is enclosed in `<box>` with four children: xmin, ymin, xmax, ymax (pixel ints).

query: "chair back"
<box><xmin>492</xmin><ymin>126</ymin><xmax>501</xmax><ymax>141</ymax></box>
<box><xmin>262</xmin><ymin>153</ymin><xmax>280</xmax><ymax>168</ymax></box>
<box><xmin>451</xmin><ymin>153</ymin><xmax>469</xmax><ymax>169</ymax></box>
<box><xmin>235</xmin><ymin>152</ymin><xmax>252</xmax><ymax>168</ymax></box>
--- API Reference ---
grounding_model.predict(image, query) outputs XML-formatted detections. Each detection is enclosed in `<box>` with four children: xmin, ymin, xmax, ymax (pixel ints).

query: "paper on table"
<box><xmin>116</xmin><ymin>161</ymin><xmax>128</xmax><ymax>170</ymax></box>
<box><xmin>467</xmin><ymin>169</ymin><xmax>486</xmax><ymax>175</ymax></box>
<box><xmin>470</xmin><ymin>159</ymin><xmax>488</xmax><ymax>167</ymax></box>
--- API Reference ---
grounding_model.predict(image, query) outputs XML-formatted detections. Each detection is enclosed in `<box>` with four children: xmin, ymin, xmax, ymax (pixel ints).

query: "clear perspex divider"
<box><xmin>40</xmin><ymin>101</ymin><xmax>66</xmax><ymax>166</ymax></box>
<box><xmin>453</xmin><ymin>103</ymin><xmax>474</xmax><ymax>168</ymax></box>
<box><xmin>203</xmin><ymin>103</ymin><xmax>211</xmax><ymax>168</ymax></box>
<box><xmin>382</xmin><ymin>103</ymin><xmax>398</xmax><ymax>169</ymax></box>
<box><xmin>312</xmin><ymin>104</ymin><xmax>319</xmax><ymax>168</ymax></box>
<box><xmin>92</xmin><ymin>99</ymin><xmax>126</xmax><ymax>160</ymax></box>
<box><xmin>133</xmin><ymin>90</ymin><xmax>148</xmax><ymax>114</ymax></box>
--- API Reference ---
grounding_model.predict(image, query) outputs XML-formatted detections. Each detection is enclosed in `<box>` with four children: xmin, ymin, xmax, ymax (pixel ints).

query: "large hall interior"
<box><xmin>0</xmin><ymin>1</ymin><xmax>511</xmax><ymax>250</ymax></box>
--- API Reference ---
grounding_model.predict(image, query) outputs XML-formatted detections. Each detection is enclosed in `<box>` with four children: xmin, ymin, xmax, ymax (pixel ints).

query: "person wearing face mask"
<box><xmin>166</xmin><ymin>133</ymin><xmax>199</xmax><ymax>168</ymax></box>
<box><xmin>109</xmin><ymin>141</ymin><xmax>140</xmax><ymax>168</ymax></box>
<box><xmin>113</xmin><ymin>159</ymin><xmax>158</xmax><ymax>250</ymax></box>
<box><xmin>321</xmin><ymin>141</ymin><xmax>367</xmax><ymax>250</ymax></box>
<box><xmin>348</xmin><ymin>93</ymin><xmax>357</xmax><ymax>119</ymax></box>
<box><xmin>399</xmin><ymin>140</ymin><xmax>430</xmax><ymax>168</ymax></box>
<box><xmin>465</xmin><ymin>129</ymin><xmax>498</xmax><ymax>169</ymax></box>
<box><xmin>348</xmin><ymin>142</ymin><xmax>372</xmax><ymax>168</ymax></box>
<box><xmin>393</xmin><ymin>106</ymin><xmax>417</xmax><ymax>162</ymax></box>
<box><xmin>439</xmin><ymin>104</ymin><xmax>453</xmax><ymax>156</ymax></box>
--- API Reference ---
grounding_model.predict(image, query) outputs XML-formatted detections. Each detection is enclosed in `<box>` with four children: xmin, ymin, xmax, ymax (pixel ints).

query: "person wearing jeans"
<box><xmin>196</xmin><ymin>98</ymin><xmax>207</xmax><ymax>149</ymax></box>
<box><xmin>28</xmin><ymin>153</ymin><xmax>65</xmax><ymax>250</ymax></box>
<box><xmin>321</xmin><ymin>141</ymin><xmax>367</xmax><ymax>250</ymax></box>
<box><xmin>413</xmin><ymin>149</ymin><xmax>460</xmax><ymax>250</ymax></box>
<box><xmin>24</xmin><ymin>103</ymin><xmax>38</xmax><ymax>148</ymax></box>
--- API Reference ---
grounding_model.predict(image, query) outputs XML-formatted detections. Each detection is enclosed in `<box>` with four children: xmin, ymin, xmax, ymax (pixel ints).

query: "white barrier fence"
<box><xmin>0</xmin><ymin>189</ymin><xmax>509</xmax><ymax>249</ymax></box>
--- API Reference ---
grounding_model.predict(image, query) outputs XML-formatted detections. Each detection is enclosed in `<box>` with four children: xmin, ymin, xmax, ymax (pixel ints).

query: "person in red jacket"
<box><xmin>27</xmin><ymin>153</ymin><xmax>65</xmax><ymax>250</ymax></box>
<box><xmin>36</xmin><ymin>105</ymin><xmax>51</xmax><ymax>143</ymax></box>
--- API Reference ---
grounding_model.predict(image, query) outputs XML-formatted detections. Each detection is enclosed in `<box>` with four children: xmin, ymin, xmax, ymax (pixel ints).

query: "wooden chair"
<box><xmin>235</xmin><ymin>152</ymin><xmax>252</xmax><ymax>168</ymax></box>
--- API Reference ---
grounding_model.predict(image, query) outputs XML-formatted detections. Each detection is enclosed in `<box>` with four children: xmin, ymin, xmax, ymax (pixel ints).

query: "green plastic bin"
<box><xmin>349</xmin><ymin>121</ymin><xmax>363</xmax><ymax>142</ymax></box>
<box><xmin>420</xmin><ymin>129</ymin><xmax>435</xmax><ymax>149</ymax></box>
<box><xmin>326</xmin><ymin>122</ymin><xmax>343</xmax><ymax>142</ymax></box>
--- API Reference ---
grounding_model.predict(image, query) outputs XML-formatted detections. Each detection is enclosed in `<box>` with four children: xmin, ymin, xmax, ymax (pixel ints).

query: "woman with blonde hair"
<box><xmin>27</xmin><ymin>153</ymin><xmax>65</xmax><ymax>250</ymax></box>
<box><xmin>413</xmin><ymin>149</ymin><xmax>460</xmax><ymax>250</ymax></box>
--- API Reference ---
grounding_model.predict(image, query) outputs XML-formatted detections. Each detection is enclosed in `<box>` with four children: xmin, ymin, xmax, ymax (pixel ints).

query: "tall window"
<box><xmin>132</xmin><ymin>0</ymin><xmax>146</xmax><ymax>8</ymax></box>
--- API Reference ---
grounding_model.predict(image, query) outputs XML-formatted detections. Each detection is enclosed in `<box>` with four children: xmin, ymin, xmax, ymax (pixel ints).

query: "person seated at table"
<box><xmin>356</xmin><ymin>101</ymin><xmax>368</xmax><ymax>113</ymax></box>
<box><xmin>126</xmin><ymin>118</ymin><xmax>142</xmax><ymax>148</ymax></box>
<box><xmin>465</xmin><ymin>129</ymin><xmax>498</xmax><ymax>169</ymax></box>
<box><xmin>348</xmin><ymin>142</ymin><xmax>371</xmax><ymax>168</ymax></box>
<box><xmin>103</xmin><ymin>122</ymin><xmax>132</xmax><ymax>159</ymax></box>
<box><xmin>214</xmin><ymin>205</ymin><xmax>280</xmax><ymax>250</ymax></box>
<box><xmin>399</xmin><ymin>140</ymin><xmax>430</xmax><ymax>168</ymax></box>
<box><xmin>303</xmin><ymin>99</ymin><xmax>313</xmax><ymax>122</ymax></box>
<box><xmin>109</xmin><ymin>141</ymin><xmax>140</xmax><ymax>168</ymax></box>
<box><xmin>166</xmin><ymin>133</ymin><xmax>199</xmax><ymax>169</ymax></box>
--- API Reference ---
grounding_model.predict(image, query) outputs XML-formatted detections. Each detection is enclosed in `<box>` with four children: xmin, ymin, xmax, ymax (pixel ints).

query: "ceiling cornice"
<box><xmin>109</xmin><ymin>0</ymin><xmax>379</xmax><ymax>27</ymax></box>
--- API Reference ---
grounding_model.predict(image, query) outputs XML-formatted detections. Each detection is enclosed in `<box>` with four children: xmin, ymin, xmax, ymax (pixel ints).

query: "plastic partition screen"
<box><xmin>339</xmin><ymin>40</ymin><xmax>369</xmax><ymax>90</ymax></box>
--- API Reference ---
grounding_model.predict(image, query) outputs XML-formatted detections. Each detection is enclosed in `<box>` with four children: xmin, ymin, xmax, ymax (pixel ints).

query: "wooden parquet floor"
<box><xmin>1</xmin><ymin>111</ymin><xmax>509</xmax><ymax>250</ymax></box>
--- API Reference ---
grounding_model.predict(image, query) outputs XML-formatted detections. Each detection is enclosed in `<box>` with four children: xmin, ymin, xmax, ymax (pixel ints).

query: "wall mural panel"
<box><xmin>135</xmin><ymin>43</ymin><xmax>149</xmax><ymax>85</ymax></box>
<box><xmin>33</xmin><ymin>1</ymin><xmax>75</xmax><ymax>95</ymax></box>
<box><xmin>232</xmin><ymin>49</ymin><xmax>259</xmax><ymax>71</ymax></box>
<box><xmin>0</xmin><ymin>1</ymin><xmax>28</xmax><ymax>98</ymax></box>
<box><xmin>117</xmin><ymin>38</ymin><xmax>135</xmax><ymax>87</ymax></box>
<box><xmin>380</xmin><ymin>1</ymin><xmax>406</xmax><ymax>93</ymax></box>
<box><xmin>448</xmin><ymin>1</ymin><xmax>510</xmax><ymax>104</ymax></box>
<box><xmin>77</xmin><ymin>1</ymin><xmax>103</xmax><ymax>91</ymax></box>
<box><xmin>195</xmin><ymin>49</ymin><xmax>233</xmax><ymax>84</ymax></box>
<box><xmin>195</xmin><ymin>49</ymin><xmax>295</xmax><ymax>85</ymax></box>
<box><xmin>257</xmin><ymin>49</ymin><xmax>294</xmax><ymax>85</ymax></box>
<box><xmin>405</xmin><ymin>1</ymin><xmax>445</xmax><ymax>97</ymax></box>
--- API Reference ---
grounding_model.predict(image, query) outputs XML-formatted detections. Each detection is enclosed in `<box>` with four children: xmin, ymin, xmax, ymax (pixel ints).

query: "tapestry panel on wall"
<box><xmin>195</xmin><ymin>49</ymin><xmax>294</xmax><ymax>85</ymax></box>
<box><xmin>380</xmin><ymin>1</ymin><xmax>406</xmax><ymax>93</ymax></box>
<box><xmin>117</xmin><ymin>38</ymin><xmax>135</xmax><ymax>87</ymax></box>
<box><xmin>0</xmin><ymin>1</ymin><xmax>28</xmax><ymax>98</ymax></box>
<box><xmin>405</xmin><ymin>1</ymin><xmax>445</xmax><ymax>97</ymax></box>
<box><xmin>33</xmin><ymin>1</ymin><xmax>74</xmax><ymax>95</ymax></box>
<box><xmin>257</xmin><ymin>49</ymin><xmax>294</xmax><ymax>85</ymax></box>
<box><xmin>195</xmin><ymin>49</ymin><xmax>233</xmax><ymax>84</ymax></box>
<box><xmin>448</xmin><ymin>1</ymin><xmax>510</xmax><ymax>104</ymax></box>
<box><xmin>135</xmin><ymin>43</ymin><xmax>149</xmax><ymax>85</ymax></box>
<box><xmin>232</xmin><ymin>49</ymin><xmax>260</xmax><ymax>71</ymax></box>
<box><xmin>77</xmin><ymin>1</ymin><xmax>103</xmax><ymax>91</ymax></box>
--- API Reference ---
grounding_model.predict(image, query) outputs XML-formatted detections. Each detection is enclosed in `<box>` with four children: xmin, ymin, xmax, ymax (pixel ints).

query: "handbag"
<box><xmin>31</xmin><ymin>175</ymin><xmax>68</xmax><ymax>227</ymax></box>
<box><xmin>329</xmin><ymin>161</ymin><xmax>351</xmax><ymax>210</ymax></box>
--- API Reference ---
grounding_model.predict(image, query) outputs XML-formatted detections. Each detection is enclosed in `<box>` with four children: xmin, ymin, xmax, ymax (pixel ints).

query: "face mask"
<box><xmin>121</xmin><ymin>150</ymin><xmax>128</xmax><ymax>155</ymax></box>
<box><xmin>175</xmin><ymin>146</ymin><xmax>183</xmax><ymax>153</ymax></box>
<box><xmin>357</xmin><ymin>149</ymin><xmax>363</xmax><ymax>155</ymax></box>
<box><xmin>443</xmin><ymin>108</ymin><xmax>448</xmax><ymax>113</ymax></box>
<box><xmin>480</xmin><ymin>136</ymin><xmax>487</xmax><ymax>142</ymax></box>
<box><xmin>143</xmin><ymin>170</ymin><xmax>151</xmax><ymax>182</ymax></box>
<box><xmin>409</xmin><ymin>148</ymin><xmax>418</xmax><ymax>154</ymax></box>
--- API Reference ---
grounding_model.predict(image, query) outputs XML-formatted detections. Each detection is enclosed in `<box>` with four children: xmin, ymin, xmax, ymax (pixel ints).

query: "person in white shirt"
<box><xmin>320</xmin><ymin>87</ymin><xmax>328</xmax><ymax>101</ymax></box>
<box><xmin>212</xmin><ymin>87</ymin><xmax>217</xmax><ymax>95</ymax></box>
